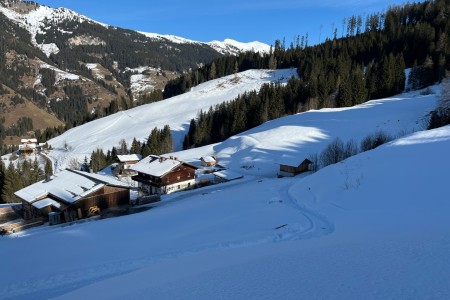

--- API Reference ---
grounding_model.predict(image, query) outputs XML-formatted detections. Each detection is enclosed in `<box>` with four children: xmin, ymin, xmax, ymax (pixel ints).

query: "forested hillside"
<box><xmin>181</xmin><ymin>0</ymin><xmax>450</xmax><ymax>149</ymax></box>
<box><xmin>0</xmin><ymin>0</ymin><xmax>227</xmax><ymax>154</ymax></box>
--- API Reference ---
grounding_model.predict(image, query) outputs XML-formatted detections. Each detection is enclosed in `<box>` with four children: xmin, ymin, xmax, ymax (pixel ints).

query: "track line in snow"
<box><xmin>0</xmin><ymin>176</ymin><xmax>334</xmax><ymax>300</ymax></box>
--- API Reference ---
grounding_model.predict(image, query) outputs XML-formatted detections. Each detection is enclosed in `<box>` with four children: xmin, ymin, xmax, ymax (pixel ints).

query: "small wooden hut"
<box><xmin>279</xmin><ymin>158</ymin><xmax>313</xmax><ymax>177</ymax></box>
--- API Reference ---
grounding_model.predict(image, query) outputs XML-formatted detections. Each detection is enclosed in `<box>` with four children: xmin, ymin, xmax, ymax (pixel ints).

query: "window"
<box><xmin>177</xmin><ymin>176</ymin><xmax>180</xmax><ymax>180</ymax></box>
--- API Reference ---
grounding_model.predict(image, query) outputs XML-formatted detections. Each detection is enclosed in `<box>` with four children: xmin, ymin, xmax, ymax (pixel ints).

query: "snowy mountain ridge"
<box><xmin>0</xmin><ymin>1</ymin><xmax>270</xmax><ymax>57</ymax></box>
<box><xmin>139</xmin><ymin>31</ymin><xmax>271</xmax><ymax>55</ymax></box>
<box><xmin>0</xmin><ymin>1</ymin><xmax>107</xmax><ymax>56</ymax></box>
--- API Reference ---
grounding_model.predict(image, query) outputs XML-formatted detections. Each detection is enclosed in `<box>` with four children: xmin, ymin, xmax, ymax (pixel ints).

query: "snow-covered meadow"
<box><xmin>1</xmin><ymin>79</ymin><xmax>449</xmax><ymax>299</ymax></box>
<box><xmin>46</xmin><ymin>69</ymin><xmax>298</xmax><ymax>171</ymax></box>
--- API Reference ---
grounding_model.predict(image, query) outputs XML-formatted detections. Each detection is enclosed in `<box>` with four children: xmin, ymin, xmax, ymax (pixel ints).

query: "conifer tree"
<box><xmin>2</xmin><ymin>163</ymin><xmax>23</xmax><ymax>203</ymax></box>
<box><xmin>130</xmin><ymin>138</ymin><xmax>142</xmax><ymax>154</ymax></box>
<box><xmin>44</xmin><ymin>158</ymin><xmax>53</xmax><ymax>177</ymax></box>
<box><xmin>118</xmin><ymin>139</ymin><xmax>128</xmax><ymax>155</ymax></box>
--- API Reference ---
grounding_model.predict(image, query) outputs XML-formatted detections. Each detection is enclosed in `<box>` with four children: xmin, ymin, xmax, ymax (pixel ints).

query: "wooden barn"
<box><xmin>200</xmin><ymin>156</ymin><xmax>217</xmax><ymax>167</ymax></box>
<box><xmin>279</xmin><ymin>158</ymin><xmax>313</xmax><ymax>177</ymax></box>
<box><xmin>18</xmin><ymin>138</ymin><xmax>37</xmax><ymax>155</ymax></box>
<box><xmin>15</xmin><ymin>169</ymin><xmax>130</xmax><ymax>224</ymax></box>
<box><xmin>18</xmin><ymin>138</ymin><xmax>45</xmax><ymax>155</ymax></box>
<box><xmin>131</xmin><ymin>155</ymin><xmax>197</xmax><ymax>195</ymax></box>
<box><xmin>117</xmin><ymin>154</ymin><xmax>142</xmax><ymax>175</ymax></box>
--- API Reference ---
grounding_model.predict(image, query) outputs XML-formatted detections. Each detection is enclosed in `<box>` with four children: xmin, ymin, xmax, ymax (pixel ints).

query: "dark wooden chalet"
<box><xmin>279</xmin><ymin>158</ymin><xmax>313</xmax><ymax>177</ymax></box>
<box><xmin>131</xmin><ymin>155</ymin><xmax>197</xmax><ymax>195</ymax></box>
<box><xmin>15</xmin><ymin>169</ymin><xmax>130</xmax><ymax>224</ymax></box>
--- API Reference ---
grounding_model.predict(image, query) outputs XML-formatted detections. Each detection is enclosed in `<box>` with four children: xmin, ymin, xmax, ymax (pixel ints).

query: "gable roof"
<box><xmin>130</xmin><ymin>155</ymin><xmax>182</xmax><ymax>177</ymax></box>
<box><xmin>15</xmin><ymin>169</ymin><xmax>128</xmax><ymax>205</ymax></box>
<box><xmin>278</xmin><ymin>155</ymin><xmax>313</xmax><ymax>168</ymax></box>
<box><xmin>20</xmin><ymin>138</ymin><xmax>37</xmax><ymax>144</ymax></box>
<box><xmin>201</xmin><ymin>156</ymin><xmax>216</xmax><ymax>163</ymax></box>
<box><xmin>213</xmin><ymin>170</ymin><xmax>243</xmax><ymax>181</ymax></box>
<box><xmin>32</xmin><ymin>198</ymin><xmax>64</xmax><ymax>210</ymax></box>
<box><xmin>117</xmin><ymin>154</ymin><xmax>142</xmax><ymax>163</ymax></box>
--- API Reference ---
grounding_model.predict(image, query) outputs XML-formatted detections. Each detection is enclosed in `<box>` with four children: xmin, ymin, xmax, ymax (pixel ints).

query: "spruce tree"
<box><xmin>2</xmin><ymin>163</ymin><xmax>23</xmax><ymax>203</ymax></box>
<box><xmin>130</xmin><ymin>138</ymin><xmax>142</xmax><ymax>154</ymax></box>
<box><xmin>44</xmin><ymin>158</ymin><xmax>53</xmax><ymax>177</ymax></box>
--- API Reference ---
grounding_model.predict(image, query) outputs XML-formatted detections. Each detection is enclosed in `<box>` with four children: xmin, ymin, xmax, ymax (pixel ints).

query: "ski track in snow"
<box><xmin>0</xmin><ymin>176</ymin><xmax>334</xmax><ymax>300</ymax></box>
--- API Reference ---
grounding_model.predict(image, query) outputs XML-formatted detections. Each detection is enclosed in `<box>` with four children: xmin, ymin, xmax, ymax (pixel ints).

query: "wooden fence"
<box><xmin>0</xmin><ymin>218</ymin><xmax>45</xmax><ymax>235</ymax></box>
<box><xmin>0</xmin><ymin>205</ymin><xmax>22</xmax><ymax>224</ymax></box>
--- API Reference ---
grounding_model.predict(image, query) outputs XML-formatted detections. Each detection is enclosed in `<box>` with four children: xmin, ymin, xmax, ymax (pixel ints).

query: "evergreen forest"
<box><xmin>179</xmin><ymin>1</ymin><xmax>450</xmax><ymax>149</ymax></box>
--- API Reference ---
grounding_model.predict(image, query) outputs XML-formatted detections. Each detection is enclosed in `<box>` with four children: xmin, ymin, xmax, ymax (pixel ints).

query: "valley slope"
<box><xmin>0</xmin><ymin>0</ymin><xmax>269</xmax><ymax>136</ymax></box>
<box><xmin>46</xmin><ymin>69</ymin><xmax>297</xmax><ymax>171</ymax></box>
<box><xmin>0</xmin><ymin>84</ymin><xmax>448</xmax><ymax>299</ymax></box>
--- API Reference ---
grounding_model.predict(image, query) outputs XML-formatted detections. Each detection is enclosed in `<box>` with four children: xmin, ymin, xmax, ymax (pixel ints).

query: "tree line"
<box><xmin>89</xmin><ymin>125</ymin><xmax>173</xmax><ymax>172</ymax></box>
<box><xmin>0</xmin><ymin>157</ymin><xmax>53</xmax><ymax>203</ymax></box>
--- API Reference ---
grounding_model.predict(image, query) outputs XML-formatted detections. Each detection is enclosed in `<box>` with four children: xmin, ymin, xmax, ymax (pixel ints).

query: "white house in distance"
<box><xmin>18</xmin><ymin>138</ymin><xmax>45</xmax><ymax>155</ymax></box>
<box><xmin>200</xmin><ymin>156</ymin><xmax>217</xmax><ymax>167</ymax></box>
<box><xmin>116</xmin><ymin>154</ymin><xmax>142</xmax><ymax>175</ymax></box>
<box><xmin>131</xmin><ymin>155</ymin><xmax>197</xmax><ymax>195</ymax></box>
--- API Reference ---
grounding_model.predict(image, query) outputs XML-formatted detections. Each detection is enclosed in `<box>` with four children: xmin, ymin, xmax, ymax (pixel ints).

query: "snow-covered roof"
<box><xmin>32</xmin><ymin>198</ymin><xmax>63</xmax><ymax>210</ymax></box>
<box><xmin>278</xmin><ymin>156</ymin><xmax>312</xmax><ymax>167</ymax></box>
<box><xmin>201</xmin><ymin>156</ymin><xmax>216</xmax><ymax>163</ymax></box>
<box><xmin>69</xmin><ymin>170</ymin><xmax>129</xmax><ymax>188</ymax></box>
<box><xmin>213</xmin><ymin>170</ymin><xmax>243</xmax><ymax>181</ymax></box>
<box><xmin>15</xmin><ymin>169</ymin><xmax>128</xmax><ymax>204</ymax></box>
<box><xmin>131</xmin><ymin>155</ymin><xmax>182</xmax><ymax>177</ymax></box>
<box><xmin>117</xmin><ymin>154</ymin><xmax>142</xmax><ymax>163</ymax></box>
<box><xmin>21</xmin><ymin>138</ymin><xmax>37</xmax><ymax>143</ymax></box>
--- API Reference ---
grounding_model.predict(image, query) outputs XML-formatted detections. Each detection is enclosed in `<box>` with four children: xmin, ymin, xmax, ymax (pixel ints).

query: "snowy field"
<box><xmin>46</xmin><ymin>69</ymin><xmax>298</xmax><ymax>171</ymax></box>
<box><xmin>1</xmin><ymin>82</ymin><xmax>449</xmax><ymax>299</ymax></box>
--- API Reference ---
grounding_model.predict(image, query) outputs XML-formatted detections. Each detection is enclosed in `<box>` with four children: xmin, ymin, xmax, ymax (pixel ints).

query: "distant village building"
<box><xmin>213</xmin><ymin>170</ymin><xmax>243</xmax><ymax>183</ymax></box>
<box><xmin>117</xmin><ymin>154</ymin><xmax>142</xmax><ymax>175</ymax></box>
<box><xmin>18</xmin><ymin>138</ymin><xmax>45</xmax><ymax>155</ymax></box>
<box><xmin>131</xmin><ymin>155</ymin><xmax>197</xmax><ymax>195</ymax></box>
<box><xmin>15</xmin><ymin>169</ymin><xmax>130</xmax><ymax>224</ymax></box>
<box><xmin>200</xmin><ymin>156</ymin><xmax>217</xmax><ymax>167</ymax></box>
<box><xmin>279</xmin><ymin>158</ymin><xmax>313</xmax><ymax>177</ymax></box>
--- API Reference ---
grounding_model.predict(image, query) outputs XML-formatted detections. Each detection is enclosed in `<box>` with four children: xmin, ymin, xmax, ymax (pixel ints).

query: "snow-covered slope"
<box><xmin>0</xmin><ymin>1</ymin><xmax>107</xmax><ymax>56</ymax></box>
<box><xmin>167</xmin><ymin>88</ymin><xmax>437</xmax><ymax>178</ymax></box>
<box><xmin>1</xmin><ymin>85</ymin><xmax>448</xmax><ymax>299</ymax></box>
<box><xmin>47</xmin><ymin>69</ymin><xmax>297</xmax><ymax>171</ymax></box>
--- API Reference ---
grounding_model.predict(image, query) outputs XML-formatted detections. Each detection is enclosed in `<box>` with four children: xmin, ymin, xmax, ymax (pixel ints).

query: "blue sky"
<box><xmin>35</xmin><ymin>0</ymin><xmax>410</xmax><ymax>46</ymax></box>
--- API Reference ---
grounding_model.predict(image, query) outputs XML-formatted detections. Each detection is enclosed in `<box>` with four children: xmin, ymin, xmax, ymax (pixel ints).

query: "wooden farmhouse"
<box><xmin>15</xmin><ymin>169</ymin><xmax>130</xmax><ymax>225</ymax></box>
<box><xmin>131</xmin><ymin>155</ymin><xmax>197</xmax><ymax>195</ymax></box>
<box><xmin>279</xmin><ymin>158</ymin><xmax>313</xmax><ymax>177</ymax></box>
<box><xmin>200</xmin><ymin>156</ymin><xmax>217</xmax><ymax>167</ymax></box>
<box><xmin>117</xmin><ymin>154</ymin><xmax>142</xmax><ymax>175</ymax></box>
<box><xmin>18</xmin><ymin>138</ymin><xmax>42</xmax><ymax>155</ymax></box>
